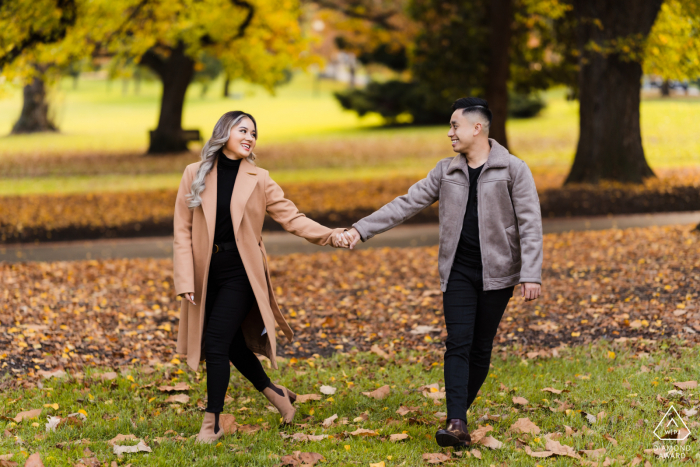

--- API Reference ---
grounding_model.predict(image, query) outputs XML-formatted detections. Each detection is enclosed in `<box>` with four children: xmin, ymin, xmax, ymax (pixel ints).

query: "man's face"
<box><xmin>448</xmin><ymin>109</ymin><xmax>473</xmax><ymax>153</ymax></box>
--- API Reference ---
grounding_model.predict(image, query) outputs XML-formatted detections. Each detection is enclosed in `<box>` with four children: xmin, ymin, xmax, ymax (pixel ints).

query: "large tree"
<box><xmin>564</xmin><ymin>0</ymin><xmax>664</xmax><ymax>184</ymax></box>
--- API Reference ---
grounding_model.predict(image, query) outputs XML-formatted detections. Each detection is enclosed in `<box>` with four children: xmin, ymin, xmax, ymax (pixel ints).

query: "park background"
<box><xmin>1</xmin><ymin>0</ymin><xmax>699</xmax><ymax>465</ymax></box>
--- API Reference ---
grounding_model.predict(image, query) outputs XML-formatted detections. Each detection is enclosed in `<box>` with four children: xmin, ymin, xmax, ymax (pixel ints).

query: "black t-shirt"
<box><xmin>454</xmin><ymin>163</ymin><xmax>484</xmax><ymax>269</ymax></box>
<box><xmin>213</xmin><ymin>150</ymin><xmax>242</xmax><ymax>245</ymax></box>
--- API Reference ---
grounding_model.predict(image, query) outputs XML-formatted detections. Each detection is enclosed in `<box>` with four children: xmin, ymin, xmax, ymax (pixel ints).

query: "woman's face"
<box><xmin>223</xmin><ymin>116</ymin><xmax>257</xmax><ymax>159</ymax></box>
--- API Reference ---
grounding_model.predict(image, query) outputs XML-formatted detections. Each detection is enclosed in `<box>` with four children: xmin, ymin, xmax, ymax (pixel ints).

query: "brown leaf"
<box><xmin>673</xmin><ymin>381</ymin><xmax>698</xmax><ymax>390</ymax></box>
<box><xmin>512</xmin><ymin>396</ymin><xmax>529</xmax><ymax>405</ymax></box>
<box><xmin>295</xmin><ymin>394</ymin><xmax>322</xmax><ymax>403</ymax></box>
<box><xmin>603</xmin><ymin>434</ymin><xmax>618</xmax><ymax>446</ymax></box>
<box><xmin>422</xmin><ymin>453</ymin><xmax>451</xmax><ymax>464</ymax></box>
<box><xmin>509</xmin><ymin>417</ymin><xmax>541</xmax><ymax>435</ymax></box>
<box><xmin>580</xmin><ymin>448</ymin><xmax>606</xmax><ymax>460</ymax></box>
<box><xmin>469</xmin><ymin>424</ymin><xmax>493</xmax><ymax>444</ymax></box>
<box><xmin>278</xmin><ymin>451</ymin><xmax>324</xmax><ymax>466</ymax></box>
<box><xmin>24</xmin><ymin>454</ymin><xmax>44</xmax><ymax>467</ymax></box>
<box><xmin>544</xmin><ymin>434</ymin><xmax>581</xmax><ymax>459</ymax></box>
<box><xmin>37</xmin><ymin>369</ymin><xmax>66</xmax><ymax>379</ymax></box>
<box><xmin>322</xmin><ymin>414</ymin><xmax>337</xmax><ymax>427</ymax></box>
<box><xmin>237</xmin><ymin>424</ymin><xmax>261</xmax><ymax>435</ymax></box>
<box><xmin>348</xmin><ymin>428</ymin><xmax>378</xmax><ymax>436</ymax></box>
<box><xmin>478</xmin><ymin>436</ymin><xmax>503</xmax><ymax>449</ymax></box>
<box><xmin>108</xmin><ymin>434</ymin><xmax>138</xmax><ymax>446</ymax></box>
<box><xmin>395</xmin><ymin>406</ymin><xmax>420</xmax><ymax>416</ymax></box>
<box><xmin>524</xmin><ymin>446</ymin><xmax>554</xmax><ymax>458</ymax></box>
<box><xmin>281</xmin><ymin>433</ymin><xmax>328</xmax><ymax>442</ymax></box>
<box><xmin>370</xmin><ymin>344</ymin><xmax>390</xmax><ymax>359</ymax></box>
<box><xmin>157</xmin><ymin>382</ymin><xmax>191</xmax><ymax>392</ymax></box>
<box><xmin>362</xmin><ymin>385</ymin><xmax>390</xmax><ymax>400</ymax></box>
<box><xmin>219</xmin><ymin>414</ymin><xmax>238</xmax><ymax>435</ymax></box>
<box><xmin>470</xmin><ymin>449</ymin><xmax>481</xmax><ymax>459</ymax></box>
<box><xmin>389</xmin><ymin>433</ymin><xmax>409</xmax><ymax>442</ymax></box>
<box><xmin>99</xmin><ymin>372</ymin><xmax>118</xmax><ymax>381</ymax></box>
<box><xmin>629</xmin><ymin>454</ymin><xmax>644</xmax><ymax>466</ymax></box>
<box><xmin>13</xmin><ymin>409</ymin><xmax>42</xmax><ymax>423</ymax></box>
<box><xmin>541</xmin><ymin>387</ymin><xmax>563</xmax><ymax>394</ymax></box>
<box><xmin>164</xmin><ymin>394</ymin><xmax>189</xmax><ymax>404</ymax></box>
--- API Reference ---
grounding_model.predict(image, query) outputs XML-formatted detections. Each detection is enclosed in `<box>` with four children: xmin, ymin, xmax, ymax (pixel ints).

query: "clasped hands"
<box><xmin>331</xmin><ymin>228</ymin><xmax>361</xmax><ymax>249</ymax></box>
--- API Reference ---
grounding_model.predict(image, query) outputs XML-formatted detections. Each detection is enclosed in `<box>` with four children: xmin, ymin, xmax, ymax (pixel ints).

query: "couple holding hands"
<box><xmin>173</xmin><ymin>98</ymin><xmax>543</xmax><ymax>447</ymax></box>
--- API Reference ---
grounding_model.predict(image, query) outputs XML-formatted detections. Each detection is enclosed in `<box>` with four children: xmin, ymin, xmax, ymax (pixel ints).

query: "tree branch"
<box><xmin>310</xmin><ymin>0</ymin><xmax>398</xmax><ymax>30</ymax></box>
<box><xmin>231</xmin><ymin>0</ymin><xmax>255</xmax><ymax>39</ymax></box>
<box><xmin>0</xmin><ymin>0</ymin><xmax>77</xmax><ymax>69</ymax></box>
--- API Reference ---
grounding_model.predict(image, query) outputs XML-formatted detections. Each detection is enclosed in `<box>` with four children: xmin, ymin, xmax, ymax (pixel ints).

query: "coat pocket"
<box><xmin>505</xmin><ymin>224</ymin><xmax>521</xmax><ymax>266</ymax></box>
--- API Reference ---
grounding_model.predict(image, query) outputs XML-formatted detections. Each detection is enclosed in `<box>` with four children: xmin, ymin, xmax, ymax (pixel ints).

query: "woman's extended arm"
<box><xmin>264</xmin><ymin>171</ymin><xmax>345</xmax><ymax>246</ymax></box>
<box><xmin>173</xmin><ymin>166</ymin><xmax>196</xmax><ymax>298</ymax></box>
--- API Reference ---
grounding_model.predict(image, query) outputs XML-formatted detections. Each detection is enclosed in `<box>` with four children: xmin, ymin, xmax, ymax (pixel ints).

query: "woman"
<box><xmin>173</xmin><ymin>111</ymin><xmax>348</xmax><ymax>443</ymax></box>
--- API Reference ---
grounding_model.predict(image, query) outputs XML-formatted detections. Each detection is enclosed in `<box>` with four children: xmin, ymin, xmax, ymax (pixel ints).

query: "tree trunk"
<box><xmin>140</xmin><ymin>43</ymin><xmax>195</xmax><ymax>154</ymax></box>
<box><xmin>565</xmin><ymin>0</ymin><xmax>663</xmax><ymax>184</ymax></box>
<box><xmin>223</xmin><ymin>75</ymin><xmax>231</xmax><ymax>97</ymax></box>
<box><xmin>660</xmin><ymin>79</ymin><xmax>670</xmax><ymax>97</ymax></box>
<box><xmin>484</xmin><ymin>0</ymin><xmax>513</xmax><ymax>149</ymax></box>
<box><xmin>11</xmin><ymin>75</ymin><xmax>57</xmax><ymax>134</ymax></box>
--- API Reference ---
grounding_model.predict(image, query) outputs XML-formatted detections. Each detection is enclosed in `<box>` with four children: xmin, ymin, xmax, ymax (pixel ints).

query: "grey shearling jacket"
<box><xmin>353</xmin><ymin>138</ymin><xmax>543</xmax><ymax>292</ymax></box>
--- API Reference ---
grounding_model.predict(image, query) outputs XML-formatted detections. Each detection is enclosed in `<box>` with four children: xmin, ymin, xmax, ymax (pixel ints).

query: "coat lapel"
<box><xmin>232</xmin><ymin>158</ymin><xmax>258</xmax><ymax>236</ymax></box>
<box><xmin>201</xmin><ymin>158</ymin><xmax>218</xmax><ymax>248</ymax></box>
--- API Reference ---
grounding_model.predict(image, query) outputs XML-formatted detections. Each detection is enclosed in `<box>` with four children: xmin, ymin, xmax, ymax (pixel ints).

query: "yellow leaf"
<box><xmin>78</xmin><ymin>409</ymin><xmax>87</xmax><ymax>416</ymax></box>
<box><xmin>43</xmin><ymin>403</ymin><xmax>59</xmax><ymax>410</ymax></box>
<box><xmin>344</xmin><ymin>445</ymin><xmax>351</xmax><ymax>451</ymax></box>
<box><xmin>170</xmin><ymin>358</ymin><xmax>181</xmax><ymax>365</ymax></box>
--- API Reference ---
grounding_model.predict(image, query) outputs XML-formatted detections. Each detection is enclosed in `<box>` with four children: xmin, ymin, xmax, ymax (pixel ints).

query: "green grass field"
<box><xmin>0</xmin><ymin>342</ymin><xmax>697</xmax><ymax>466</ymax></box>
<box><xmin>1</xmin><ymin>74</ymin><xmax>699</xmax><ymax>195</ymax></box>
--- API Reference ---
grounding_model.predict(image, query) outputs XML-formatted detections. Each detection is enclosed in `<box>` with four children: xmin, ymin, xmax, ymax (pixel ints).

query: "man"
<box><xmin>342</xmin><ymin>97</ymin><xmax>543</xmax><ymax>447</ymax></box>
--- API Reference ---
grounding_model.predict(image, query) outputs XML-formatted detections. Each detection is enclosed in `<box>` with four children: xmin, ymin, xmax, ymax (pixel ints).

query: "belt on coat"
<box><xmin>212</xmin><ymin>241</ymin><xmax>237</xmax><ymax>254</ymax></box>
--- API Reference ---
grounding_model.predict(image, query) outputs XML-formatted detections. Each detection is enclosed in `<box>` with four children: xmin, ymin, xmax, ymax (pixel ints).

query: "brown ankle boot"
<box><xmin>196</xmin><ymin>412</ymin><xmax>225</xmax><ymax>444</ymax></box>
<box><xmin>435</xmin><ymin>418</ymin><xmax>471</xmax><ymax>447</ymax></box>
<box><xmin>262</xmin><ymin>383</ymin><xmax>297</xmax><ymax>424</ymax></box>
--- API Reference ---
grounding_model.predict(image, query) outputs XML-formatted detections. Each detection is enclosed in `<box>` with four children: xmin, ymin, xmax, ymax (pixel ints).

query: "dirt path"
<box><xmin>2</xmin><ymin>210</ymin><xmax>699</xmax><ymax>263</ymax></box>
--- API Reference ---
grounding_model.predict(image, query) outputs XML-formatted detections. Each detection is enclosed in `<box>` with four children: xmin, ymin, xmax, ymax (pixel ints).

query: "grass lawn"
<box><xmin>1</xmin><ymin>74</ymin><xmax>699</xmax><ymax>195</ymax></box>
<box><xmin>0</xmin><ymin>342</ymin><xmax>697</xmax><ymax>466</ymax></box>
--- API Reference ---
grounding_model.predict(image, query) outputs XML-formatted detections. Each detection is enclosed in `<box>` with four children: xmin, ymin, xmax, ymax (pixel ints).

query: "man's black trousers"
<box><xmin>203</xmin><ymin>249</ymin><xmax>271</xmax><ymax>414</ymax></box>
<box><xmin>442</xmin><ymin>262</ymin><xmax>514</xmax><ymax>422</ymax></box>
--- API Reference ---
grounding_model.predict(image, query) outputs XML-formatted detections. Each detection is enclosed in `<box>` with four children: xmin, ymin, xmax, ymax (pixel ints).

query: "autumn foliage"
<box><xmin>1</xmin><ymin>224</ymin><xmax>698</xmax><ymax>374</ymax></box>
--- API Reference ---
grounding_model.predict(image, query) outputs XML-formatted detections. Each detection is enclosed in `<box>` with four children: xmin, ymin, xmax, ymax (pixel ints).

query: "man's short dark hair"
<box><xmin>452</xmin><ymin>97</ymin><xmax>492</xmax><ymax>129</ymax></box>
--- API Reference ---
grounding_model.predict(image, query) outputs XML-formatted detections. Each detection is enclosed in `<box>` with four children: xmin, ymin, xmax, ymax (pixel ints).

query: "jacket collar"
<box><xmin>446</xmin><ymin>138</ymin><xmax>510</xmax><ymax>175</ymax></box>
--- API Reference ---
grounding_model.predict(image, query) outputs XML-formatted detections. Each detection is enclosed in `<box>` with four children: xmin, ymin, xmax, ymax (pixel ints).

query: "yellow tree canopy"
<box><xmin>645</xmin><ymin>0</ymin><xmax>700</xmax><ymax>80</ymax></box>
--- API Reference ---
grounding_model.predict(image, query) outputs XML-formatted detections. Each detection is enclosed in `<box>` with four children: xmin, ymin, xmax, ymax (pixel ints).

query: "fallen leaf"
<box><xmin>410</xmin><ymin>325</ymin><xmax>441</xmax><ymax>335</ymax></box>
<box><xmin>673</xmin><ymin>381</ymin><xmax>698</xmax><ymax>390</ymax></box>
<box><xmin>112</xmin><ymin>440</ymin><xmax>151</xmax><ymax>455</ymax></box>
<box><xmin>422</xmin><ymin>452</ymin><xmax>451</xmax><ymax>464</ymax></box>
<box><xmin>13</xmin><ymin>409</ymin><xmax>42</xmax><ymax>423</ymax></box>
<box><xmin>108</xmin><ymin>434</ymin><xmax>139</xmax><ymax>446</ymax></box>
<box><xmin>469</xmin><ymin>424</ymin><xmax>493</xmax><ymax>444</ymax></box>
<box><xmin>319</xmin><ymin>385</ymin><xmax>336</xmax><ymax>395</ymax></box>
<box><xmin>100</xmin><ymin>372</ymin><xmax>118</xmax><ymax>381</ymax></box>
<box><xmin>395</xmin><ymin>406</ymin><xmax>419</xmax><ymax>416</ymax></box>
<box><xmin>629</xmin><ymin>454</ymin><xmax>644</xmax><ymax>466</ymax></box>
<box><xmin>369</xmin><ymin>462</ymin><xmax>386</xmax><ymax>467</ymax></box>
<box><xmin>580</xmin><ymin>448</ymin><xmax>606</xmax><ymax>460</ymax></box>
<box><xmin>278</xmin><ymin>451</ymin><xmax>324</xmax><ymax>466</ymax></box>
<box><xmin>389</xmin><ymin>433</ymin><xmax>409</xmax><ymax>442</ymax></box>
<box><xmin>509</xmin><ymin>417</ymin><xmax>541</xmax><ymax>435</ymax></box>
<box><xmin>524</xmin><ymin>446</ymin><xmax>553</xmax><ymax>458</ymax></box>
<box><xmin>470</xmin><ymin>449</ymin><xmax>481</xmax><ymax>459</ymax></box>
<box><xmin>157</xmin><ymin>382</ymin><xmax>191</xmax><ymax>392</ymax></box>
<box><xmin>603</xmin><ymin>434</ymin><xmax>617</xmax><ymax>446</ymax></box>
<box><xmin>348</xmin><ymin>428</ymin><xmax>378</xmax><ymax>437</ymax></box>
<box><xmin>37</xmin><ymin>369</ymin><xmax>66</xmax><ymax>379</ymax></box>
<box><xmin>322</xmin><ymin>414</ymin><xmax>337</xmax><ymax>427</ymax></box>
<box><xmin>370</xmin><ymin>345</ymin><xmax>390</xmax><ymax>359</ymax></box>
<box><xmin>478</xmin><ymin>436</ymin><xmax>503</xmax><ymax>449</ymax></box>
<box><xmin>219</xmin><ymin>414</ymin><xmax>238</xmax><ymax>435</ymax></box>
<box><xmin>582</xmin><ymin>412</ymin><xmax>597</xmax><ymax>424</ymax></box>
<box><xmin>24</xmin><ymin>453</ymin><xmax>44</xmax><ymax>467</ymax></box>
<box><xmin>281</xmin><ymin>432</ymin><xmax>328</xmax><ymax>442</ymax></box>
<box><xmin>164</xmin><ymin>394</ymin><xmax>189</xmax><ymax>404</ymax></box>
<box><xmin>544</xmin><ymin>434</ymin><xmax>581</xmax><ymax>459</ymax></box>
<box><xmin>295</xmin><ymin>394</ymin><xmax>322</xmax><ymax>403</ymax></box>
<box><xmin>45</xmin><ymin>416</ymin><xmax>62</xmax><ymax>432</ymax></box>
<box><xmin>362</xmin><ymin>385</ymin><xmax>390</xmax><ymax>400</ymax></box>
<box><xmin>512</xmin><ymin>396</ymin><xmax>529</xmax><ymax>405</ymax></box>
<box><xmin>541</xmin><ymin>387</ymin><xmax>563</xmax><ymax>394</ymax></box>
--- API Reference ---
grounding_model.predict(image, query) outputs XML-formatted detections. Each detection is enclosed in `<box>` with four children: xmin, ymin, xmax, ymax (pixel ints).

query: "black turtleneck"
<box><xmin>214</xmin><ymin>150</ymin><xmax>242</xmax><ymax>245</ymax></box>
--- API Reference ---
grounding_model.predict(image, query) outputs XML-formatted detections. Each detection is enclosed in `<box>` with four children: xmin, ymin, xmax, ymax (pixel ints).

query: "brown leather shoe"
<box><xmin>196</xmin><ymin>412</ymin><xmax>224</xmax><ymax>444</ymax></box>
<box><xmin>262</xmin><ymin>383</ymin><xmax>297</xmax><ymax>424</ymax></box>
<box><xmin>435</xmin><ymin>418</ymin><xmax>471</xmax><ymax>447</ymax></box>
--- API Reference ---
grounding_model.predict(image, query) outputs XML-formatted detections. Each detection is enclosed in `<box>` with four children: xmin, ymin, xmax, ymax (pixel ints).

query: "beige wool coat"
<box><xmin>173</xmin><ymin>156</ymin><xmax>344</xmax><ymax>371</ymax></box>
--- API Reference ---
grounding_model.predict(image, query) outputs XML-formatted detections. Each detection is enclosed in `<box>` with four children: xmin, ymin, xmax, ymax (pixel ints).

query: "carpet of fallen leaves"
<box><xmin>0</xmin><ymin>224</ymin><xmax>698</xmax><ymax>376</ymax></box>
<box><xmin>3</xmin><ymin>168</ymin><xmax>700</xmax><ymax>243</ymax></box>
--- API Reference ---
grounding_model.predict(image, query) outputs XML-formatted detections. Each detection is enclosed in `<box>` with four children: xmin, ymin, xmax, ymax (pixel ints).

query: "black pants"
<box><xmin>204</xmin><ymin>249</ymin><xmax>270</xmax><ymax>414</ymax></box>
<box><xmin>442</xmin><ymin>262</ymin><xmax>514</xmax><ymax>422</ymax></box>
